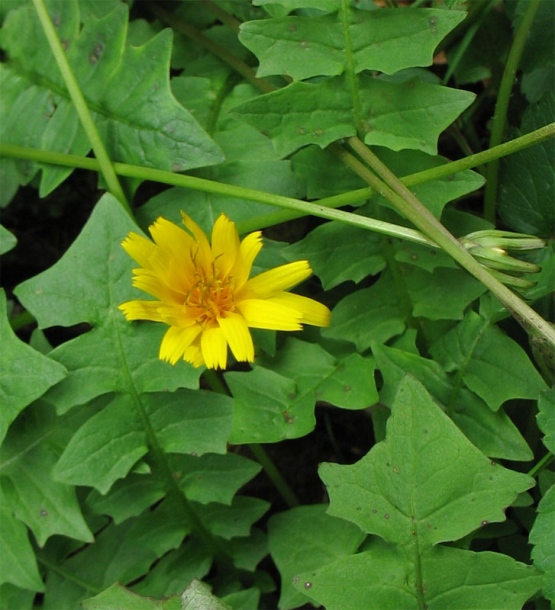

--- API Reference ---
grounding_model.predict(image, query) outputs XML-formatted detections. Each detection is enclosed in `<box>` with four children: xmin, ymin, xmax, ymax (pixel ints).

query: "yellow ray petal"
<box><xmin>201</xmin><ymin>325</ymin><xmax>228</xmax><ymax>369</ymax></box>
<box><xmin>181</xmin><ymin>212</ymin><xmax>212</xmax><ymax>272</ymax></box>
<box><xmin>232</xmin><ymin>231</ymin><xmax>263</xmax><ymax>287</ymax></box>
<box><xmin>211</xmin><ymin>214</ymin><xmax>240</xmax><ymax>278</ymax></box>
<box><xmin>241</xmin><ymin>261</ymin><xmax>312</xmax><ymax>299</ymax></box>
<box><xmin>132</xmin><ymin>269</ymin><xmax>184</xmax><ymax>303</ymax></box>
<box><xmin>118</xmin><ymin>300</ymin><xmax>164</xmax><ymax>322</ymax></box>
<box><xmin>268</xmin><ymin>293</ymin><xmax>331</xmax><ymax>327</ymax></box>
<box><xmin>183</xmin><ymin>343</ymin><xmax>205</xmax><ymax>368</ymax></box>
<box><xmin>148</xmin><ymin>218</ymin><xmax>197</xmax><ymax>283</ymax></box>
<box><xmin>218</xmin><ymin>313</ymin><xmax>254</xmax><ymax>363</ymax></box>
<box><xmin>149</xmin><ymin>217</ymin><xmax>194</xmax><ymax>254</ymax></box>
<box><xmin>159</xmin><ymin>324</ymin><xmax>202</xmax><ymax>365</ymax></box>
<box><xmin>238</xmin><ymin>298</ymin><xmax>302</xmax><ymax>331</ymax></box>
<box><xmin>121</xmin><ymin>232</ymin><xmax>157</xmax><ymax>269</ymax></box>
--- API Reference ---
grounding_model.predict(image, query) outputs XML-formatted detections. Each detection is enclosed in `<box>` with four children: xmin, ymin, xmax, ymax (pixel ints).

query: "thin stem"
<box><xmin>412</xmin><ymin>123</ymin><xmax>555</xmax><ymax>185</ymax></box>
<box><xmin>31</xmin><ymin>0</ymin><xmax>130</xmax><ymax>213</ymax></box>
<box><xmin>0</xmin><ymin>143</ymin><xmax>436</xmax><ymax>247</ymax></box>
<box><xmin>248</xmin><ymin>444</ymin><xmax>300</xmax><ymax>508</ymax></box>
<box><xmin>205</xmin><ymin>0</ymin><xmax>242</xmax><ymax>33</ymax></box>
<box><xmin>442</xmin><ymin>18</ymin><xmax>482</xmax><ymax>86</ymax></box>
<box><xmin>136</xmin><ymin>392</ymin><xmax>231</xmax><ymax>560</ymax></box>
<box><xmin>483</xmin><ymin>0</ymin><xmax>541</xmax><ymax>223</ymax></box>
<box><xmin>339</xmin><ymin>0</ymin><xmax>364</xmax><ymax>135</ymax></box>
<box><xmin>202</xmin><ymin>371</ymin><xmax>301</xmax><ymax>508</ymax></box>
<box><xmin>3</xmin><ymin>122</ymin><xmax>552</xmax><ymax>217</ymax></box>
<box><xmin>339</xmin><ymin>137</ymin><xmax>555</xmax><ymax>349</ymax></box>
<box><xmin>528</xmin><ymin>452</ymin><xmax>554</xmax><ymax>479</ymax></box>
<box><xmin>9</xmin><ymin>310</ymin><xmax>36</xmax><ymax>332</ymax></box>
<box><xmin>36</xmin><ymin>555</ymin><xmax>101</xmax><ymax>594</ymax></box>
<box><xmin>148</xmin><ymin>2</ymin><xmax>276</xmax><ymax>94</ymax></box>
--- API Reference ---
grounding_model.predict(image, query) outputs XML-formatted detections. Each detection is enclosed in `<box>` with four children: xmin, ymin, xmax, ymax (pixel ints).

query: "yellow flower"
<box><xmin>119</xmin><ymin>212</ymin><xmax>331</xmax><ymax>369</ymax></box>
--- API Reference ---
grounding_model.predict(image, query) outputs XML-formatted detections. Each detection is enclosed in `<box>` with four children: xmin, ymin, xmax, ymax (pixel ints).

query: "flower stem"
<box><xmin>147</xmin><ymin>2</ymin><xmax>276</xmax><ymax>94</ymax></box>
<box><xmin>3</xmin><ymin>121</ymin><xmax>552</xmax><ymax>223</ymax></box>
<box><xmin>0</xmin><ymin>143</ymin><xmax>437</xmax><ymax>247</ymax></box>
<box><xmin>248</xmin><ymin>444</ymin><xmax>300</xmax><ymax>508</ymax></box>
<box><xmin>202</xmin><ymin>370</ymin><xmax>300</xmax><ymax>508</ymax></box>
<box><xmin>127</xmin><ymin>381</ymin><xmax>233</xmax><ymax>568</ymax></box>
<box><xmin>31</xmin><ymin>0</ymin><xmax>130</xmax><ymax>214</ymax></box>
<box><xmin>338</xmin><ymin>137</ymin><xmax>555</xmax><ymax>350</ymax></box>
<box><xmin>483</xmin><ymin>0</ymin><xmax>541</xmax><ymax>223</ymax></box>
<box><xmin>528</xmin><ymin>452</ymin><xmax>554</xmax><ymax>479</ymax></box>
<box><xmin>339</xmin><ymin>0</ymin><xmax>364</xmax><ymax>135</ymax></box>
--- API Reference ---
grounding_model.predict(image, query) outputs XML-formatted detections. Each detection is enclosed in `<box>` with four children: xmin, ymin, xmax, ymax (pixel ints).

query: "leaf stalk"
<box><xmin>483</xmin><ymin>0</ymin><xmax>541</xmax><ymax>223</ymax></box>
<box><xmin>31</xmin><ymin>0</ymin><xmax>131</xmax><ymax>214</ymax></box>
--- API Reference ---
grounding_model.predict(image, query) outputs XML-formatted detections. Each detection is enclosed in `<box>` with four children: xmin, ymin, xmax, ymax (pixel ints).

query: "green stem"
<box><xmin>528</xmin><ymin>452</ymin><xmax>554</xmax><ymax>479</ymax></box>
<box><xmin>202</xmin><ymin>371</ymin><xmax>300</xmax><ymax>508</ymax></box>
<box><xmin>248</xmin><ymin>444</ymin><xmax>300</xmax><ymax>508</ymax></box>
<box><xmin>442</xmin><ymin>18</ymin><xmax>482</xmax><ymax>86</ymax></box>
<box><xmin>31</xmin><ymin>0</ymin><xmax>130</xmax><ymax>214</ymax></box>
<box><xmin>339</xmin><ymin>0</ymin><xmax>364</xmax><ymax>135</ymax></box>
<box><xmin>483</xmin><ymin>0</ymin><xmax>540</xmax><ymax>223</ymax></box>
<box><xmin>36</xmin><ymin>555</ymin><xmax>101</xmax><ymax>594</ymax></box>
<box><xmin>3</xmin><ymin>121</ymin><xmax>552</xmax><ymax>222</ymax></box>
<box><xmin>340</xmin><ymin>137</ymin><xmax>555</xmax><ymax>349</ymax></box>
<box><xmin>393</xmin><ymin>123</ymin><xmax>555</xmax><ymax>188</ymax></box>
<box><xmin>9</xmin><ymin>310</ymin><xmax>36</xmax><ymax>332</ymax></box>
<box><xmin>205</xmin><ymin>0</ymin><xmax>242</xmax><ymax>33</ymax></box>
<box><xmin>139</xmin><ymin>394</ymin><xmax>230</xmax><ymax>557</ymax></box>
<box><xmin>0</xmin><ymin>143</ymin><xmax>436</xmax><ymax>247</ymax></box>
<box><xmin>148</xmin><ymin>2</ymin><xmax>276</xmax><ymax>94</ymax></box>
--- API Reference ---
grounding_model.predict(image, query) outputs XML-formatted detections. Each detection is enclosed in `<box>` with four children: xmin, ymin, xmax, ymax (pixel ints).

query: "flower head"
<box><xmin>119</xmin><ymin>212</ymin><xmax>330</xmax><ymax>369</ymax></box>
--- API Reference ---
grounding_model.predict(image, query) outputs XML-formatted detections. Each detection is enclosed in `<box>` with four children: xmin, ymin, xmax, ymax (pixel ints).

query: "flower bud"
<box><xmin>460</xmin><ymin>230</ymin><xmax>545</xmax><ymax>288</ymax></box>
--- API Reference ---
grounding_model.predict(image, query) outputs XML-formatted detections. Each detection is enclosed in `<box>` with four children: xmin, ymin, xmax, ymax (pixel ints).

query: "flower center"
<box><xmin>186</xmin><ymin>273</ymin><xmax>235</xmax><ymax>325</ymax></box>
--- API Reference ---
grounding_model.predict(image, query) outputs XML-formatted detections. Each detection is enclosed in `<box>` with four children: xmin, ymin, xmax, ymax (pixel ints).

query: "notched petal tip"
<box><xmin>118</xmin><ymin>300</ymin><xmax>164</xmax><ymax>322</ymax></box>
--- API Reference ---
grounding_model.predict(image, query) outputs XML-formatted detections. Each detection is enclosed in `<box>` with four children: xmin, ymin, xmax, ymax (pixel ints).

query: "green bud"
<box><xmin>460</xmin><ymin>230</ymin><xmax>545</xmax><ymax>288</ymax></box>
<box><xmin>461</xmin><ymin>230</ymin><xmax>545</xmax><ymax>251</ymax></box>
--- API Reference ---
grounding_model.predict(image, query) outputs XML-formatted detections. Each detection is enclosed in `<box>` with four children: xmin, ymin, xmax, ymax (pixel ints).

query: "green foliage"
<box><xmin>240</xmin><ymin>9</ymin><xmax>466</xmax><ymax>79</ymax></box>
<box><xmin>498</xmin><ymin>93</ymin><xmax>555</xmax><ymax>237</ymax></box>
<box><xmin>1</xmin><ymin>0</ymin><xmax>553</xmax><ymax>608</ymax></box>
<box><xmin>530</xmin><ymin>484</ymin><xmax>555</xmax><ymax>605</ymax></box>
<box><xmin>0</xmin><ymin>290</ymin><xmax>66</xmax><ymax>443</ymax></box>
<box><xmin>295</xmin><ymin>377</ymin><xmax>542</xmax><ymax>610</ymax></box>
<box><xmin>232</xmin><ymin>75</ymin><xmax>475</xmax><ymax>156</ymax></box>
<box><xmin>0</xmin><ymin>0</ymin><xmax>222</xmax><ymax>197</ymax></box>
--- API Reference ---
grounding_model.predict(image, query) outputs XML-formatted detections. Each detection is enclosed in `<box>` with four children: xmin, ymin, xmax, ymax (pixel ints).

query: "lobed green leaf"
<box><xmin>530</xmin><ymin>484</ymin><xmax>555</xmax><ymax>605</ymax></box>
<box><xmin>268</xmin><ymin>504</ymin><xmax>365</xmax><ymax>609</ymax></box>
<box><xmin>298</xmin><ymin>377</ymin><xmax>541</xmax><ymax>609</ymax></box>
<box><xmin>82</xmin><ymin>583</ymin><xmax>180</xmax><ymax>610</ymax></box>
<box><xmin>320</xmin><ymin>376</ymin><xmax>533</xmax><ymax>547</ymax></box>
<box><xmin>15</xmin><ymin>195</ymin><xmax>201</xmax><ymax>414</ymax></box>
<box><xmin>169</xmin><ymin>453</ymin><xmax>261</xmax><ymax>506</ymax></box>
<box><xmin>226</xmin><ymin>366</ymin><xmax>316</xmax><ymax>443</ymax></box>
<box><xmin>373</xmin><ymin>342</ymin><xmax>533</xmax><ymax>461</ymax></box>
<box><xmin>282</xmin><ymin>222</ymin><xmax>386</xmax><ymax>289</ymax></box>
<box><xmin>0</xmin><ymin>226</ymin><xmax>17</xmax><ymax>255</ymax></box>
<box><xmin>0</xmin><ymin>289</ymin><xmax>66</xmax><ymax>444</ymax></box>
<box><xmin>430</xmin><ymin>310</ymin><xmax>548</xmax><ymax>412</ymax></box>
<box><xmin>0</xmin><ymin>504</ymin><xmax>45</xmax><ymax>592</ymax></box>
<box><xmin>232</xmin><ymin>75</ymin><xmax>475</xmax><ymax>156</ymax></box>
<box><xmin>0</xmin><ymin>1</ymin><xmax>222</xmax><ymax>195</ymax></box>
<box><xmin>295</xmin><ymin>541</ymin><xmax>542</xmax><ymax>610</ymax></box>
<box><xmin>240</xmin><ymin>9</ymin><xmax>466</xmax><ymax>80</ymax></box>
<box><xmin>498</xmin><ymin>94</ymin><xmax>555</xmax><ymax>237</ymax></box>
